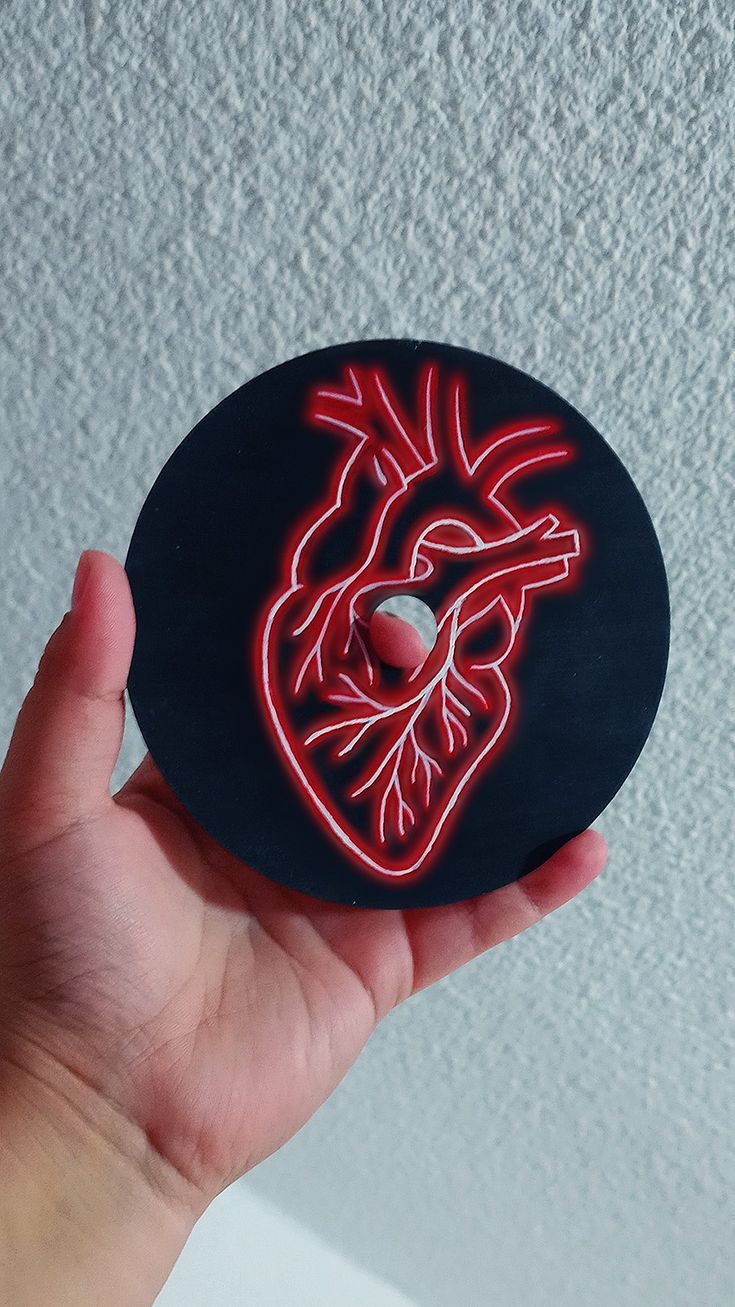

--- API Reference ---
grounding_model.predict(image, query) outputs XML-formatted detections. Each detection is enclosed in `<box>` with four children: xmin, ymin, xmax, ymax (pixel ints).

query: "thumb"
<box><xmin>0</xmin><ymin>551</ymin><xmax>135</xmax><ymax>852</ymax></box>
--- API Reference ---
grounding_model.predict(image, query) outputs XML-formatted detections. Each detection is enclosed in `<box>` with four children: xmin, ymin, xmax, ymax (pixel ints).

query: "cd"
<box><xmin>126</xmin><ymin>340</ymin><xmax>669</xmax><ymax>908</ymax></box>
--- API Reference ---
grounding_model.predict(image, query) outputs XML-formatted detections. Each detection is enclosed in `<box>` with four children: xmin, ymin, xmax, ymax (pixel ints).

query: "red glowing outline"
<box><xmin>256</xmin><ymin>364</ymin><xmax>585</xmax><ymax>882</ymax></box>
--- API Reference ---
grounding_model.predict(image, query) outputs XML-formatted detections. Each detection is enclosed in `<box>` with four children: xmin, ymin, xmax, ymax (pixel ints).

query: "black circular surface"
<box><xmin>126</xmin><ymin>340</ymin><xmax>669</xmax><ymax>908</ymax></box>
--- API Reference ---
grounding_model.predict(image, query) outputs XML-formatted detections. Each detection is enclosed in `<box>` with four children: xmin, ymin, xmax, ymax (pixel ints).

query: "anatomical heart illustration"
<box><xmin>259</xmin><ymin>363</ymin><xmax>585</xmax><ymax>881</ymax></box>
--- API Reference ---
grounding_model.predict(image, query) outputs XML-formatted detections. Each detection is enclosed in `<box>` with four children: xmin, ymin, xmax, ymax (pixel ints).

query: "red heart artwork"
<box><xmin>258</xmin><ymin>363</ymin><xmax>585</xmax><ymax>882</ymax></box>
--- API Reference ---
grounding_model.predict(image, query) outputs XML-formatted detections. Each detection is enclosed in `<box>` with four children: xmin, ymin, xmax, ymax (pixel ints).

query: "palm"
<box><xmin>117</xmin><ymin>755</ymin><xmax>416</xmax><ymax>1190</ymax></box>
<box><xmin>2</xmin><ymin>754</ymin><xmax>402</xmax><ymax>1197</ymax></box>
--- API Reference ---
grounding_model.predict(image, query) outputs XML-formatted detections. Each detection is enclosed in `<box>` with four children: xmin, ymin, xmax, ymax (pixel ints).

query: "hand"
<box><xmin>0</xmin><ymin>551</ymin><xmax>606</xmax><ymax>1305</ymax></box>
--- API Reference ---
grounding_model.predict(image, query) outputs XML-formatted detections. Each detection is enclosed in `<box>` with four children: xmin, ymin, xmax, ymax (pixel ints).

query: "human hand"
<box><xmin>0</xmin><ymin>551</ymin><xmax>606</xmax><ymax>1305</ymax></box>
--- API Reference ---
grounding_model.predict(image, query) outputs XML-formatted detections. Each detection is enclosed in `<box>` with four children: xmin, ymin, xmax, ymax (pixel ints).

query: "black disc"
<box><xmin>126</xmin><ymin>340</ymin><xmax>669</xmax><ymax>908</ymax></box>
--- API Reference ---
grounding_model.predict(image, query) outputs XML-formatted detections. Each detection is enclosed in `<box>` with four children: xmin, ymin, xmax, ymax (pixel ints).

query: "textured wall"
<box><xmin>1</xmin><ymin>2</ymin><xmax>733</xmax><ymax>1305</ymax></box>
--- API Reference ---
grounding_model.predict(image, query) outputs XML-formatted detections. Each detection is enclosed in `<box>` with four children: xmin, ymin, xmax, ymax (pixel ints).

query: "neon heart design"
<box><xmin>258</xmin><ymin>363</ymin><xmax>585</xmax><ymax>882</ymax></box>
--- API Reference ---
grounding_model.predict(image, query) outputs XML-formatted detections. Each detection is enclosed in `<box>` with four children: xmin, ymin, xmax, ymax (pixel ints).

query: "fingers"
<box><xmin>368</xmin><ymin>610</ymin><xmax>430</xmax><ymax>670</ymax></box>
<box><xmin>0</xmin><ymin>551</ymin><xmax>136</xmax><ymax>852</ymax></box>
<box><xmin>403</xmin><ymin>830</ymin><xmax>608</xmax><ymax>994</ymax></box>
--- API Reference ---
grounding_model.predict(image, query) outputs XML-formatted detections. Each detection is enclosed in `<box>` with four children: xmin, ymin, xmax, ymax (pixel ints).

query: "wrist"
<box><xmin>0</xmin><ymin>1044</ymin><xmax>201</xmax><ymax>1307</ymax></box>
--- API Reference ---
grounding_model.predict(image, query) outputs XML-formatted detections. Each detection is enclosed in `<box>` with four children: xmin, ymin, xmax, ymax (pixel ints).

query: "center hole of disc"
<box><xmin>368</xmin><ymin>595</ymin><xmax>438</xmax><ymax>670</ymax></box>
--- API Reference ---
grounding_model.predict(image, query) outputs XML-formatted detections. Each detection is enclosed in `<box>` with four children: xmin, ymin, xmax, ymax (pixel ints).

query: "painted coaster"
<box><xmin>126</xmin><ymin>340</ymin><xmax>669</xmax><ymax>908</ymax></box>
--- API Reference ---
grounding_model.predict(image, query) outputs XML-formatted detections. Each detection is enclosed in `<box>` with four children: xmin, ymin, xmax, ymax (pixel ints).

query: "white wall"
<box><xmin>1</xmin><ymin>2</ymin><xmax>732</xmax><ymax>1305</ymax></box>
<box><xmin>156</xmin><ymin>1185</ymin><xmax>418</xmax><ymax>1307</ymax></box>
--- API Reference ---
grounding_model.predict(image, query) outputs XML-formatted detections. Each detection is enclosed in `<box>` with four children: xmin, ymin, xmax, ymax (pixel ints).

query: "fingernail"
<box><xmin>71</xmin><ymin>551</ymin><xmax>93</xmax><ymax>612</ymax></box>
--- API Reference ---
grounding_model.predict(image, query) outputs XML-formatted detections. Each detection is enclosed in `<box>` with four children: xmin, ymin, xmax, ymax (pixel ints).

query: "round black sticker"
<box><xmin>126</xmin><ymin>340</ymin><xmax>669</xmax><ymax>908</ymax></box>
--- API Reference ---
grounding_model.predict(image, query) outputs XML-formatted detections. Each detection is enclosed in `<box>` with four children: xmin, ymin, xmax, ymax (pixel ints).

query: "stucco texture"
<box><xmin>1</xmin><ymin>2</ymin><xmax>733</xmax><ymax>1305</ymax></box>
